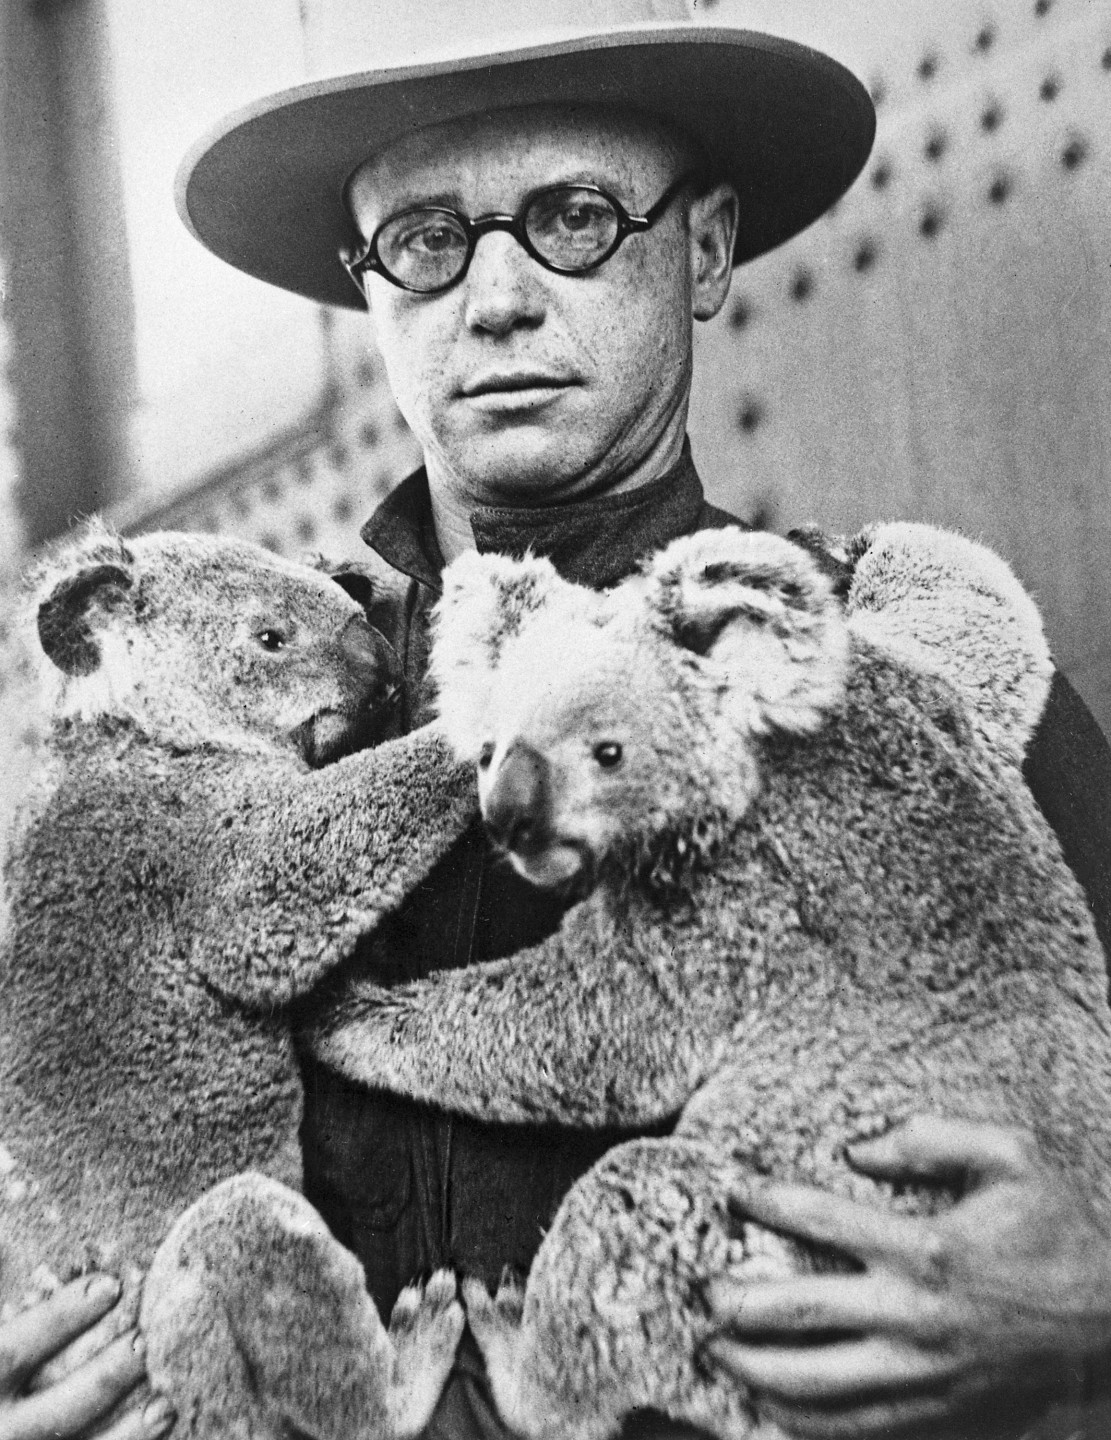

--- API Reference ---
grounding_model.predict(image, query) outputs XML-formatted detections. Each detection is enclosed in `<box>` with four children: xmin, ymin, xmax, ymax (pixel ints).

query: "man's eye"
<box><xmin>256</xmin><ymin>629</ymin><xmax>288</xmax><ymax>652</ymax></box>
<box><xmin>556</xmin><ymin>200</ymin><xmax>607</xmax><ymax>234</ymax></box>
<box><xmin>593</xmin><ymin>741</ymin><xmax>623</xmax><ymax>769</ymax></box>
<box><xmin>395</xmin><ymin>219</ymin><xmax>466</xmax><ymax>256</ymax></box>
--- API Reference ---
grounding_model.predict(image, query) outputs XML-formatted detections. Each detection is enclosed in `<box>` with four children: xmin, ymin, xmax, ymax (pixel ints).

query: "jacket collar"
<box><xmin>360</xmin><ymin>441</ymin><xmax>726</xmax><ymax>592</ymax></box>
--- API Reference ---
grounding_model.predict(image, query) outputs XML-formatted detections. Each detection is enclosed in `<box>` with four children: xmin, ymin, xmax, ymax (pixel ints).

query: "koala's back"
<box><xmin>676</xmin><ymin>638</ymin><xmax>1111</xmax><ymax>1212</ymax></box>
<box><xmin>0</xmin><ymin>727</ymin><xmax>302</xmax><ymax>1299</ymax></box>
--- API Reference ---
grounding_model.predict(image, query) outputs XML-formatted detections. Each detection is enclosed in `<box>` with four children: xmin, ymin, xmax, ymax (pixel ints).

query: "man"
<box><xmin>8</xmin><ymin>7</ymin><xmax>1111</xmax><ymax>1439</ymax></box>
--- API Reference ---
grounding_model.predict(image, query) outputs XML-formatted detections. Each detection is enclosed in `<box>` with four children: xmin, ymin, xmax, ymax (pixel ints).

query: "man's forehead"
<box><xmin>347</xmin><ymin>102</ymin><xmax>691</xmax><ymax>218</ymax></box>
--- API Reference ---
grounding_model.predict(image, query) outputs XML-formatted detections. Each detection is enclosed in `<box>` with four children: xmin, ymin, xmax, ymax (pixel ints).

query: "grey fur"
<box><xmin>1</xmin><ymin>525</ymin><xmax>473</xmax><ymax>1438</ymax></box>
<box><xmin>309</xmin><ymin>524</ymin><xmax>1110</xmax><ymax>1440</ymax></box>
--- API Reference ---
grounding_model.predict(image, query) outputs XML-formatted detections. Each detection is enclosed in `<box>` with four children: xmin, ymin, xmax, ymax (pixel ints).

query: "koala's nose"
<box><xmin>484</xmin><ymin>742</ymin><xmax>550</xmax><ymax>855</ymax></box>
<box><xmin>340</xmin><ymin>614</ymin><xmax>401</xmax><ymax>710</ymax></box>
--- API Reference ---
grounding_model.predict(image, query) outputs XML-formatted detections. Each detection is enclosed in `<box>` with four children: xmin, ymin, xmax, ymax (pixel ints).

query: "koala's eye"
<box><xmin>593</xmin><ymin>741</ymin><xmax>623</xmax><ymax>769</ymax></box>
<box><xmin>255</xmin><ymin>628</ymin><xmax>289</xmax><ymax>652</ymax></box>
<box><xmin>478</xmin><ymin>743</ymin><xmax>495</xmax><ymax>770</ymax></box>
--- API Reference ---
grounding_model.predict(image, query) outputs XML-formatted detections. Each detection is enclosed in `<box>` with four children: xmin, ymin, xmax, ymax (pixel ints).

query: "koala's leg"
<box><xmin>463</xmin><ymin>1137</ymin><xmax>796</xmax><ymax>1440</ymax></box>
<box><xmin>141</xmin><ymin>1173</ymin><xmax>463</xmax><ymax>1440</ymax></box>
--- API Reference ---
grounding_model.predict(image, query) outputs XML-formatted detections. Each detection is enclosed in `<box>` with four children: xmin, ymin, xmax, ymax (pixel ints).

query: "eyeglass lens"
<box><xmin>374</xmin><ymin>185</ymin><xmax>625</xmax><ymax>292</ymax></box>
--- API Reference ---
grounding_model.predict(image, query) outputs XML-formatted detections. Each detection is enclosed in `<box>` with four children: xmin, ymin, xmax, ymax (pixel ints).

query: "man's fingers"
<box><xmin>705</xmin><ymin>1273</ymin><xmax>940</xmax><ymax>1341</ymax></box>
<box><xmin>98</xmin><ymin>1393</ymin><xmax>176</xmax><ymax>1440</ymax></box>
<box><xmin>0</xmin><ymin>1330</ymin><xmax>148</xmax><ymax>1440</ymax></box>
<box><xmin>0</xmin><ymin>1275</ymin><xmax>121</xmax><ymax>1387</ymax></box>
<box><xmin>728</xmin><ymin>1182</ymin><xmax>925</xmax><ymax>1268</ymax></box>
<box><xmin>701</xmin><ymin>1334</ymin><xmax>961</xmax><ymax>1404</ymax></box>
<box><xmin>847</xmin><ymin>1117</ymin><xmax>1041</xmax><ymax>1187</ymax></box>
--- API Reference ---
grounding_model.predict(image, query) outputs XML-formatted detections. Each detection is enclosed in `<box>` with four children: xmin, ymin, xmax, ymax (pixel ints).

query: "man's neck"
<box><xmin>427</xmin><ymin>420</ymin><xmax>688</xmax><ymax>565</ymax></box>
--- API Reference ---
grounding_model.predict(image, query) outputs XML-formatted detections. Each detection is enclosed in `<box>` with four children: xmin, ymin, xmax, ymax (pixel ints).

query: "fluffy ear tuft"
<box><xmin>639</xmin><ymin>527</ymin><xmax>848</xmax><ymax>735</ymax></box>
<box><xmin>846</xmin><ymin>522</ymin><xmax>1053</xmax><ymax>767</ymax></box>
<box><xmin>431</xmin><ymin>550</ymin><xmax>567</xmax><ymax>758</ymax></box>
<box><xmin>33</xmin><ymin>522</ymin><xmax>137</xmax><ymax>678</ymax></box>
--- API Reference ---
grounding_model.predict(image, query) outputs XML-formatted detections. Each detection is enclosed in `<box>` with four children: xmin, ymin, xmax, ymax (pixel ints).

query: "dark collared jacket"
<box><xmin>297</xmin><ymin>450</ymin><xmax>1111</xmax><ymax>1439</ymax></box>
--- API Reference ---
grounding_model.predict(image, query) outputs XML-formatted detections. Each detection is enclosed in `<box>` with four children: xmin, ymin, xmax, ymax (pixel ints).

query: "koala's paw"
<box><xmin>463</xmin><ymin>1276</ymin><xmax>544</xmax><ymax>1438</ymax></box>
<box><xmin>385</xmin><ymin>1270</ymin><xmax>465</xmax><ymax>1438</ymax></box>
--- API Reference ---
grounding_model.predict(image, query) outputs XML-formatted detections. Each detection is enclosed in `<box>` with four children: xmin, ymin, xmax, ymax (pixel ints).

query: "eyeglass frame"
<box><xmin>340</xmin><ymin>171</ymin><xmax>701</xmax><ymax>298</ymax></box>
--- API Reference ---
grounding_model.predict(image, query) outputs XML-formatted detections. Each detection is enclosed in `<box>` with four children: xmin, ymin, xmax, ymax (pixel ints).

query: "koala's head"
<box><xmin>432</xmin><ymin>528</ymin><xmax>848</xmax><ymax>894</ymax></box>
<box><xmin>31</xmin><ymin>523</ymin><xmax>401</xmax><ymax>765</ymax></box>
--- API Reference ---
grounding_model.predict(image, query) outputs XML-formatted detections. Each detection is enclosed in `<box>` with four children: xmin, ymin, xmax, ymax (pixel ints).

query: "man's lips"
<box><xmin>460</xmin><ymin>373</ymin><xmax>577</xmax><ymax>398</ymax></box>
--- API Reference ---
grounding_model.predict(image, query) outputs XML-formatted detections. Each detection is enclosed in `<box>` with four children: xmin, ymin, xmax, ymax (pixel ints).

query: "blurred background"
<box><xmin>0</xmin><ymin>0</ymin><xmax>1108</xmax><ymax>736</ymax></box>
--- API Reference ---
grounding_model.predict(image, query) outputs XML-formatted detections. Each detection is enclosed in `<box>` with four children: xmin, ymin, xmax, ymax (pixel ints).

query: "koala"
<box><xmin>0</xmin><ymin>524</ymin><xmax>476</xmax><ymax>1439</ymax></box>
<box><xmin>310</xmin><ymin>523</ymin><xmax>1111</xmax><ymax>1440</ymax></box>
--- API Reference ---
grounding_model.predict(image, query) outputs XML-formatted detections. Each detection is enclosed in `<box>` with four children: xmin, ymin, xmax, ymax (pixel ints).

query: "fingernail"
<box><xmin>85</xmin><ymin>1273</ymin><xmax>121</xmax><ymax>1305</ymax></box>
<box><xmin>143</xmin><ymin>1396</ymin><xmax>176</xmax><ymax>1435</ymax></box>
<box><xmin>131</xmin><ymin>1331</ymin><xmax>147</xmax><ymax>1358</ymax></box>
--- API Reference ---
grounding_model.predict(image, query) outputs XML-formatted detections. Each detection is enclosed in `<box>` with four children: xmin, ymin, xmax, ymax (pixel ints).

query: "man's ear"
<box><xmin>431</xmin><ymin>550</ymin><xmax>566</xmax><ymax>758</ymax></box>
<box><xmin>640</xmin><ymin>527</ymin><xmax>848</xmax><ymax>735</ymax></box>
<box><xmin>36</xmin><ymin>556</ymin><xmax>135</xmax><ymax>676</ymax></box>
<box><xmin>689</xmin><ymin>180</ymin><xmax>739</xmax><ymax>322</ymax></box>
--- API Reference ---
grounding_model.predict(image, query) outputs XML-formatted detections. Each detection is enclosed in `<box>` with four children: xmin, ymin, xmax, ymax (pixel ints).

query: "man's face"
<box><xmin>347</xmin><ymin>105</ymin><xmax>736</xmax><ymax>505</ymax></box>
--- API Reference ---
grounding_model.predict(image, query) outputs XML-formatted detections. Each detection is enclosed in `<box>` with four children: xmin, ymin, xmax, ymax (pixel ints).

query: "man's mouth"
<box><xmin>460</xmin><ymin>372</ymin><xmax>576</xmax><ymax>399</ymax></box>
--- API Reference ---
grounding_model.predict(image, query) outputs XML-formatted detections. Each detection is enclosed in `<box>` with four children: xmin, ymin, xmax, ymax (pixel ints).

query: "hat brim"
<box><xmin>176</xmin><ymin>24</ymin><xmax>875</xmax><ymax>310</ymax></box>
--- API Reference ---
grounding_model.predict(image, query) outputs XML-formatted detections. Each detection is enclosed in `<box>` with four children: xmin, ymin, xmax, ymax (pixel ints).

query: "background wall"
<box><xmin>0</xmin><ymin>0</ymin><xmax>1108</xmax><ymax>732</ymax></box>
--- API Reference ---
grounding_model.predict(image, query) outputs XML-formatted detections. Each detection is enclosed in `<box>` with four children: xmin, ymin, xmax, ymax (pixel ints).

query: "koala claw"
<box><xmin>385</xmin><ymin>1270</ymin><xmax>466</xmax><ymax>1438</ymax></box>
<box><xmin>462</xmin><ymin>1277</ymin><xmax>543</xmax><ymax>1438</ymax></box>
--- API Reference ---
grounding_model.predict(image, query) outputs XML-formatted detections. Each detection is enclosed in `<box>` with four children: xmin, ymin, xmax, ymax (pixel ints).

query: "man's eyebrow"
<box><xmin>374</xmin><ymin>174</ymin><xmax>630</xmax><ymax>218</ymax></box>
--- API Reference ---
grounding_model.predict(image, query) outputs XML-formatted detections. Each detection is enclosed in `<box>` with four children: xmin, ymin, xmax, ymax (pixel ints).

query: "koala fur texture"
<box><xmin>311</xmin><ymin>523</ymin><xmax>1111</xmax><ymax>1440</ymax></box>
<box><xmin>0</xmin><ymin>524</ymin><xmax>475</xmax><ymax>1439</ymax></box>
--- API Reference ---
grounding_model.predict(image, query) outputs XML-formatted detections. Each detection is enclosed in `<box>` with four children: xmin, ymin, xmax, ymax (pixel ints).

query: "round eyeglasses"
<box><xmin>341</xmin><ymin>173</ymin><xmax>698</xmax><ymax>298</ymax></box>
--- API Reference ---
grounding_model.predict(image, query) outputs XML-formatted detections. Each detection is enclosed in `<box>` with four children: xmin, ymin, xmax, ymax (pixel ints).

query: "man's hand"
<box><xmin>703</xmin><ymin>1116</ymin><xmax>1111</xmax><ymax>1438</ymax></box>
<box><xmin>0</xmin><ymin>1275</ymin><xmax>174</xmax><ymax>1440</ymax></box>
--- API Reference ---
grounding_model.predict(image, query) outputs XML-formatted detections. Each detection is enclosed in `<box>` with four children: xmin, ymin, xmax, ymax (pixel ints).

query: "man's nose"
<box><xmin>462</xmin><ymin>232</ymin><xmax>547</xmax><ymax>335</ymax></box>
<box><xmin>483</xmin><ymin>741</ymin><xmax>550</xmax><ymax>853</ymax></box>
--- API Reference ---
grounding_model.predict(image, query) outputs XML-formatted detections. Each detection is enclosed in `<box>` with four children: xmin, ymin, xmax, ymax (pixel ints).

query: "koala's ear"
<box><xmin>639</xmin><ymin>528</ymin><xmax>849</xmax><ymax>735</ymax></box>
<box><xmin>319</xmin><ymin>560</ymin><xmax>400</xmax><ymax>638</ymax></box>
<box><xmin>430</xmin><ymin>550</ymin><xmax>566</xmax><ymax>758</ymax></box>
<box><xmin>36</xmin><ymin>561</ymin><xmax>135</xmax><ymax>676</ymax></box>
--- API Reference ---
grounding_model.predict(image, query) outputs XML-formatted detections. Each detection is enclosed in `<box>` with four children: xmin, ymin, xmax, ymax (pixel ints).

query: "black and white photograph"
<box><xmin>0</xmin><ymin>2</ymin><xmax>1109</xmax><ymax>1437</ymax></box>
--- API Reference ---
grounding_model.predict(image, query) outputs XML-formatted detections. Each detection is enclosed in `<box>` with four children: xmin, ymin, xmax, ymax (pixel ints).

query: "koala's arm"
<box><xmin>305</xmin><ymin>908</ymin><xmax>727</xmax><ymax>1128</ymax></box>
<box><xmin>184</xmin><ymin>724</ymin><xmax>477</xmax><ymax>1008</ymax></box>
<box><xmin>845</xmin><ymin>523</ymin><xmax>1054</xmax><ymax>767</ymax></box>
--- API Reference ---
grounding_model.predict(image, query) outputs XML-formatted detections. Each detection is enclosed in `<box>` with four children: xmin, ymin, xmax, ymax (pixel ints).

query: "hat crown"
<box><xmin>304</xmin><ymin>0</ymin><xmax>693</xmax><ymax>75</ymax></box>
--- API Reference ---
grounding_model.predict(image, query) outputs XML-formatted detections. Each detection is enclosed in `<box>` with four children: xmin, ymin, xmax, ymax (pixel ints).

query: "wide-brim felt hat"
<box><xmin>176</xmin><ymin>2</ymin><xmax>875</xmax><ymax>311</ymax></box>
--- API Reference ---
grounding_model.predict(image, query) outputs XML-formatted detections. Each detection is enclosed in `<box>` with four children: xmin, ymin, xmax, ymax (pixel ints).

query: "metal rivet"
<box><xmin>738</xmin><ymin>398</ymin><xmax>764</xmax><ymax>434</ymax></box>
<box><xmin>853</xmin><ymin>239</ymin><xmax>879</xmax><ymax>273</ymax></box>
<box><xmin>919</xmin><ymin>205</ymin><xmax>945</xmax><ymax>239</ymax></box>
<box><xmin>981</xmin><ymin>102</ymin><xmax>1003</xmax><ymax>132</ymax></box>
<box><xmin>730</xmin><ymin>298</ymin><xmax>753</xmax><ymax>330</ymax></box>
<box><xmin>917</xmin><ymin>53</ymin><xmax>939</xmax><ymax>81</ymax></box>
<box><xmin>790</xmin><ymin>269</ymin><xmax>814</xmax><ymax>303</ymax></box>
<box><xmin>871</xmin><ymin>160</ymin><xmax>893</xmax><ymax>190</ymax></box>
<box><xmin>1061</xmin><ymin>136</ymin><xmax>1089</xmax><ymax>170</ymax></box>
<box><xmin>924</xmin><ymin>131</ymin><xmax>948</xmax><ymax>162</ymax></box>
<box><xmin>1040</xmin><ymin>75</ymin><xmax>1061</xmax><ymax>101</ymax></box>
<box><xmin>973</xmin><ymin>25</ymin><xmax>995</xmax><ymax>53</ymax></box>
<box><xmin>988</xmin><ymin>173</ymin><xmax>1013</xmax><ymax>204</ymax></box>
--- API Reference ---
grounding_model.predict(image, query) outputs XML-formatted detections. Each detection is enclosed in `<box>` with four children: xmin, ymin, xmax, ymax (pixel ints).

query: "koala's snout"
<box><xmin>340</xmin><ymin>614</ymin><xmax>401</xmax><ymax>712</ymax></box>
<box><xmin>483</xmin><ymin>742</ymin><xmax>550</xmax><ymax>855</ymax></box>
